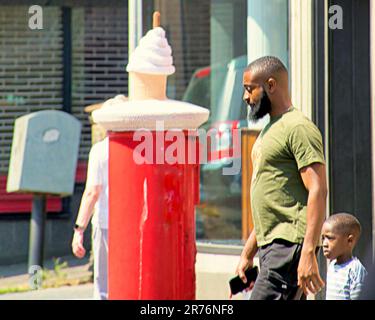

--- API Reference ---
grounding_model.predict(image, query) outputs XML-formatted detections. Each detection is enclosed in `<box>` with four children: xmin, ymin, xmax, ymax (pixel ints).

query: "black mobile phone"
<box><xmin>229</xmin><ymin>266</ymin><xmax>258</xmax><ymax>295</ymax></box>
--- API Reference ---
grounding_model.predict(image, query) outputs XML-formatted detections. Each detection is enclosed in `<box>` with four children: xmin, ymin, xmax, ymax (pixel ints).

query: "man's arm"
<box><xmin>236</xmin><ymin>229</ymin><xmax>258</xmax><ymax>283</ymax></box>
<box><xmin>72</xmin><ymin>185</ymin><xmax>102</xmax><ymax>258</ymax></box>
<box><xmin>298</xmin><ymin>162</ymin><xmax>327</xmax><ymax>295</ymax></box>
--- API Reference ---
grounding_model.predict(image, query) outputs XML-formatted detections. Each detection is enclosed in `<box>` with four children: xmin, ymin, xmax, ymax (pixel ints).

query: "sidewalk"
<box><xmin>0</xmin><ymin>255</ymin><xmax>94</xmax><ymax>300</ymax></box>
<box><xmin>0</xmin><ymin>283</ymin><xmax>93</xmax><ymax>300</ymax></box>
<box><xmin>0</xmin><ymin>250</ymin><xmax>248</xmax><ymax>300</ymax></box>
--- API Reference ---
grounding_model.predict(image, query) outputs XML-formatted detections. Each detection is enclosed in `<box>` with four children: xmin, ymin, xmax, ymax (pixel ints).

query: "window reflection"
<box><xmin>143</xmin><ymin>0</ymin><xmax>287</xmax><ymax>243</ymax></box>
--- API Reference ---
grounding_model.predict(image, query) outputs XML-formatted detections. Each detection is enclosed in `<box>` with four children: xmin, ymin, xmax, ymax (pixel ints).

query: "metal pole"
<box><xmin>128</xmin><ymin>0</ymin><xmax>143</xmax><ymax>94</ymax></box>
<box><xmin>28</xmin><ymin>194</ymin><xmax>47</xmax><ymax>270</ymax></box>
<box><xmin>128</xmin><ymin>1</ymin><xmax>143</xmax><ymax>57</ymax></box>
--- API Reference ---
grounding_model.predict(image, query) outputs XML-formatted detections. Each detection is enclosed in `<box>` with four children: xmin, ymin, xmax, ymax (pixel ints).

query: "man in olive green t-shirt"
<box><xmin>236</xmin><ymin>56</ymin><xmax>327</xmax><ymax>300</ymax></box>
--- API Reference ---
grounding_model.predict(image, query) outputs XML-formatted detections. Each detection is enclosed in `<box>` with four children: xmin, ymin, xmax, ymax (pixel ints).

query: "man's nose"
<box><xmin>243</xmin><ymin>91</ymin><xmax>250</xmax><ymax>103</ymax></box>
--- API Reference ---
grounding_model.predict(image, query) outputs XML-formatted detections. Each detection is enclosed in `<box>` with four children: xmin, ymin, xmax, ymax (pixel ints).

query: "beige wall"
<box><xmin>290</xmin><ymin>0</ymin><xmax>330</xmax><ymax>221</ymax></box>
<box><xmin>289</xmin><ymin>0</ymin><xmax>313</xmax><ymax>119</ymax></box>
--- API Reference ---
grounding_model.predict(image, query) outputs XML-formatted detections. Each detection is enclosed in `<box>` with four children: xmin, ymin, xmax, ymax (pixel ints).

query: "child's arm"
<box><xmin>350</xmin><ymin>265</ymin><xmax>368</xmax><ymax>300</ymax></box>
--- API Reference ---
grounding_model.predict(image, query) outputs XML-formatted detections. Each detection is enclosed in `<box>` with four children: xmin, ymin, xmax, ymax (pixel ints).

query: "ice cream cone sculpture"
<box><xmin>91</xmin><ymin>12</ymin><xmax>209</xmax><ymax>300</ymax></box>
<box><xmin>126</xmin><ymin>12</ymin><xmax>174</xmax><ymax>101</ymax></box>
<box><xmin>92</xmin><ymin>11</ymin><xmax>209</xmax><ymax>130</ymax></box>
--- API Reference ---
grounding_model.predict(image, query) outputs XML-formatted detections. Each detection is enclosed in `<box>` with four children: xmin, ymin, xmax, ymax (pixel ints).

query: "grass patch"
<box><xmin>0</xmin><ymin>276</ymin><xmax>92</xmax><ymax>295</ymax></box>
<box><xmin>0</xmin><ymin>257</ymin><xmax>93</xmax><ymax>295</ymax></box>
<box><xmin>0</xmin><ymin>285</ymin><xmax>31</xmax><ymax>295</ymax></box>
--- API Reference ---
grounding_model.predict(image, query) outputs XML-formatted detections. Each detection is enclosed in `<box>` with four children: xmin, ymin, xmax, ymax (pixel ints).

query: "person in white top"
<box><xmin>72</xmin><ymin>135</ymin><xmax>109</xmax><ymax>300</ymax></box>
<box><xmin>321</xmin><ymin>213</ymin><xmax>367</xmax><ymax>300</ymax></box>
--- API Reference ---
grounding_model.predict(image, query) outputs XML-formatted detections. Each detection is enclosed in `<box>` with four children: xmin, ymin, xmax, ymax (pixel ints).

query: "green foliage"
<box><xmin>41</xmin><ymin>257</ymin><xmax>68</xmax><ymax>282</ymax></box>
<box><xmin>52</xmin><ymin>257</ymin><xmax>68</xmax><ymax>279</ymax></box>
<box><xmin>0</xmin><ymin>257</ymin><xmax>93</xmax><ymax>295</ymax></box>
<box><xmin>0</xmin><ymin>285</ymin><xmax>30</xmax><ymax>295</ymax></box>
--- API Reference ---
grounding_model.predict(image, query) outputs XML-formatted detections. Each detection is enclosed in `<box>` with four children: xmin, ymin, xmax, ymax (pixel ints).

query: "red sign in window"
<box><xmin>0</xmin><ymin>161</ymin><xmax>87</xmax><ymax>214</ymax></box>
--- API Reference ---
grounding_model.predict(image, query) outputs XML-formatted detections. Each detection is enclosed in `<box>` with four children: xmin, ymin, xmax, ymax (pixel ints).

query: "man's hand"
<box><xmin>230</xmin><ymin>229</ymin><xmax>258</xmax><ymax>298</ymax></box>
<box><xmin>297</xmin><ymin>250</ymin><xmax>325</xmax><ymax>296</ymax></box>
<box><xmin>72</xmin><ymin>230</ymin><xmax>86</xmax><ymax>259</ymax></box>
<box><xmin>230</xmin><ymin>256</ymin><xmax>255</xmax><ymax>299</ymax></box>
<box><xmin>236</xmin><ymin>256</ymin><xmax>254</xmax><ymax>284</ymax></box>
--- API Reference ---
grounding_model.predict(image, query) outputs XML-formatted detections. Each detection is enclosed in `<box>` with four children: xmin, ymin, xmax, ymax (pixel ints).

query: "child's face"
<box><xmin>321</xmin><ymin>222</ymin><xmax>352</xmax><ymax>261</ymax></box>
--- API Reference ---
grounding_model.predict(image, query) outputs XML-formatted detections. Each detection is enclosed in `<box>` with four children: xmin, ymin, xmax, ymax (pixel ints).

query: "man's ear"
<box><xmin>266</xmin><ymin>77</ymin><xmax>277</xmax><ymax>93</ymax></box>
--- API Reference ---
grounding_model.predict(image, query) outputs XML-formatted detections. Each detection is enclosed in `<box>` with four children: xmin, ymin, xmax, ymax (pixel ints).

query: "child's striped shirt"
<box><xmin>326</xmin><ymin>257</ymin><xmax>367</xmax><ymax>300</ymax></box>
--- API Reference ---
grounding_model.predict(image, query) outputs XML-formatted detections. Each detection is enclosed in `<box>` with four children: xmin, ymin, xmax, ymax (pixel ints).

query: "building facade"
<box><xmin>0</xmin><ymin>0</ymin><xmax>374</xmax><ymax>299</ymax></box>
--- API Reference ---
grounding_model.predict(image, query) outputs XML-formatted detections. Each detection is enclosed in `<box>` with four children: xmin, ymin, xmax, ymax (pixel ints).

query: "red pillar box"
<box><xmin>107</xmin><ymin>130</ymin><xmax>201</xmax><ymax>299</ymax></box>
<box><xmin>92</xmin><ymin>12</ymin><xmax>209</xmax><ymax>300</ymax></box>
<box><xmin>94</xmin><ymin>102</ymin><xmax>208</xmax><ymax>299</ymax></box>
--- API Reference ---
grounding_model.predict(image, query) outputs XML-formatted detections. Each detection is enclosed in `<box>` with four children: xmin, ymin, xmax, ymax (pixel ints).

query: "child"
<box><xmin>321</xmin><ymin>213</ymin><xmax>368</xmax><ymax>300</ymax></box>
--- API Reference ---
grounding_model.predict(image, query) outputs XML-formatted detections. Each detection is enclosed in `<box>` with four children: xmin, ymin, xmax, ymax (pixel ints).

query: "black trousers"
<box><xmin>250</xmin><ymin>239</ymin><xmax>306</xmax><ymax>300</ymax></box>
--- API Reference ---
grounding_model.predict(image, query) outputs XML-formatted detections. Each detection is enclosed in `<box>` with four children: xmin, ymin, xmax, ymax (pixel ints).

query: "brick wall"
<box><xmin>0</xmin><ymin>3</ymin><xmax>128</xmax><ymax>264</ymax></box>
<box><xmin>0</xmin><ymin>5</ymin><xmax>129</xmax><ymax>172</ymax></box>
<box><xmin>71</xmin><ymin>6</ymin><xmax>128</xmax><ymax>160</ymax></box>
<box><xmin>0</xmin><ymin>6</ymin><xmax>63</xmax><ymax>173</ymax></box>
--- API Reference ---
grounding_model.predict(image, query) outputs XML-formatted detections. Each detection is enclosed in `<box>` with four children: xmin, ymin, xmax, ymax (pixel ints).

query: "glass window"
<box><xmin>142</xmin><ymin>0</ymin><xmax>288</xmax><ymax>244</ymax></box>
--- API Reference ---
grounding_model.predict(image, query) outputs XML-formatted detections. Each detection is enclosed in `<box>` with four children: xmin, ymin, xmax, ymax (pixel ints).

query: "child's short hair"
<box><xmin>325</xmin><ymin>213</ymin><xmax>361</xmax><ymax>239</ymax></box>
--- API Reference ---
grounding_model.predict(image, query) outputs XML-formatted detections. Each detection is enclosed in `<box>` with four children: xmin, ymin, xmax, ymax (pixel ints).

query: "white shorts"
<box><xmin>92</xmin><ymin>226</ymin><xmax>108</xmax><ymax>300</ymax></box>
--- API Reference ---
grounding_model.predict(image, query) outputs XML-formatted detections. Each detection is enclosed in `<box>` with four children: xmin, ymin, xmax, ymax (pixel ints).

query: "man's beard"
<box><xmin>247</xmin><ymin>88</ymin><xmax>272</xmax><ymax>122</ymax></box>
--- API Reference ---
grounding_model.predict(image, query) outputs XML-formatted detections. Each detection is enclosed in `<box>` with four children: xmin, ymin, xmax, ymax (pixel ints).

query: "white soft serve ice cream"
<box><xmin>92</xmin><ymin>18</ymin><xmax>209</xmax><ymax>131</ymax></box>
<box><xmin>126</xmin><ymin>27</ymin><xmax>175</xmax><ymax>75</ymax></box>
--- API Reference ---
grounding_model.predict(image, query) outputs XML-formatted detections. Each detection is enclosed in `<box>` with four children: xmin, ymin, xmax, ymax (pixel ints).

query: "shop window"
<box><xmin>143</xmin><ymin>0</ymin><xmax>248</xmax><ymax>242</ymax></box>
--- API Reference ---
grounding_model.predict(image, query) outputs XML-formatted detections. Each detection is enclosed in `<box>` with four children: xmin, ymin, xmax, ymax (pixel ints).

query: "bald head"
<box><xmin>325</xmin><ymin>213</ymin><xmax>362</xmax><ymax>240</ymax></box>
<box><xmin>246</xmin><ymin>56</ymin><xmax>288</xmax><ymax>83</ymax></box>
